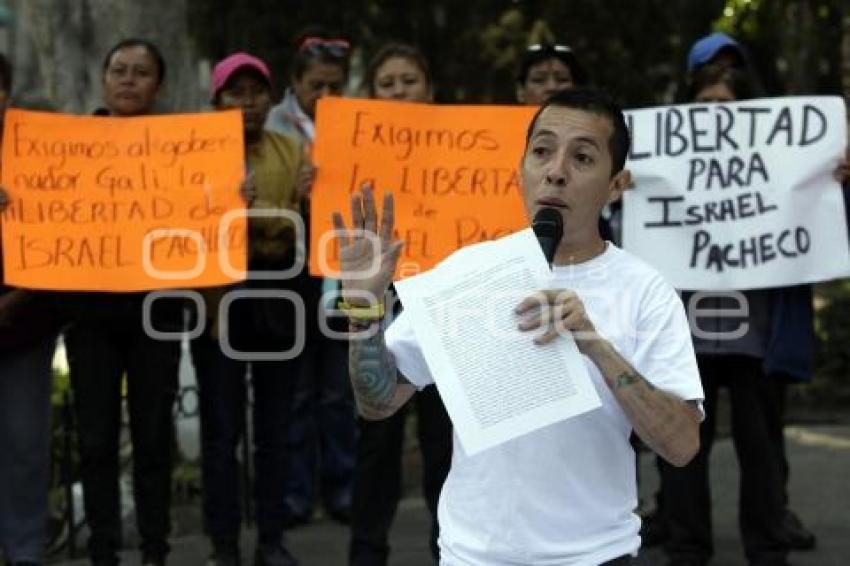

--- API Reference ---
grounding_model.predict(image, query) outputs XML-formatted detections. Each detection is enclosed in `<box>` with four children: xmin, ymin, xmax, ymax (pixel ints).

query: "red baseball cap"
<box><xmin>210</xmin><ymin>52</ymin><xmax>271</xmax><ymax>99</ymax></box>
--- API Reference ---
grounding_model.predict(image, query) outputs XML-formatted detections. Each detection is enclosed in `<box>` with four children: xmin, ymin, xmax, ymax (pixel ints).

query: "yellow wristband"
<box><xmin>338</xmin><ymin>300</ymin><xmax>385</xmax><ymax>321</ymax></box>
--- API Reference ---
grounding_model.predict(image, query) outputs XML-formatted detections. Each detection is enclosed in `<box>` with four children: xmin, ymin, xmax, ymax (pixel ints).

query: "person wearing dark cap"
<box><xmin>515</xmin><ymin>43</ymin><xmax>588</xmax><ymax>105</ymax></box>
<box><xmin>688</xmin><ymin>30</ymin><xmax>816</xmax><ymax>555</ymax></box>
<box><xmin>191</xmin><ymin>52</ymin><xmax>306</xmax><ymax>566</ymax></box>
<box><xmin>650</xmin><ymin>34</ymin><xmax>818</xmax><ymax>566</ymax></box>
<box><xmin>690</xmin><ymin>34</ymin><xmax>818</xmax><ymax>555</ymax></box>
<box><xmin>686</xmin><ymin>31</ymin><xmax>746</xmax><ymax>73</ymax></box>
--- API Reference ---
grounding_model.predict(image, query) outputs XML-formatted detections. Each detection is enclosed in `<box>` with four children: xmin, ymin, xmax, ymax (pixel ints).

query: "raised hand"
<box><xmin>331</xmin><ymin>185</ymin><xmax>404</xmax><ymax>307</ymax></box>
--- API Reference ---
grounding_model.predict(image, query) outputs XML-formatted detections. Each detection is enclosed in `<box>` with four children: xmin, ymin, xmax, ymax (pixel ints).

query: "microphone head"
<box><xmin>532</xmin><ymin>207</ymin><xmax>564</xmax><ymax>241</ymax></box>
<box><xmin>532</xmin><ymin>208</ymin><xmax>564</xmax><ymax>264</ymax></box>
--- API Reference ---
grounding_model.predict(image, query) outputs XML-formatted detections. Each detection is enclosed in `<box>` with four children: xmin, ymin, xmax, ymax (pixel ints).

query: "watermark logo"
<box><xmin>140</xmin><ymin>211</ymin><xmax>753</xmax><ymax>358</ymax></box>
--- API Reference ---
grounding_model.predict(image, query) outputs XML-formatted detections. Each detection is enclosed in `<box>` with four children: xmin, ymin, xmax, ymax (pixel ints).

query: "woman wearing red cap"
<box><xmin>192</xmin><ymin>52</ymin><xmax>307</xmax><ymax>566</ymax></box>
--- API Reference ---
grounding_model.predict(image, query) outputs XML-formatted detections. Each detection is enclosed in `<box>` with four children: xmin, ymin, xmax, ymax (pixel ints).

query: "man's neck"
<box><xmin>552</xmin><ymin>235</ymin><xmax>607</xmax><ymax>266</ymax></box>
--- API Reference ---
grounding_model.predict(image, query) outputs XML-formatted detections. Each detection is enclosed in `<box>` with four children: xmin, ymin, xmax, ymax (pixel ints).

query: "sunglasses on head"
<box><xmin>526</xmin><ymin>43</ymin><xmax>573</xmax><ymax>54</ymax></box>
<box><xmin>298</xmin><ymin>37</ymin><xmax>351</xmax><ymax>58</ymax></box>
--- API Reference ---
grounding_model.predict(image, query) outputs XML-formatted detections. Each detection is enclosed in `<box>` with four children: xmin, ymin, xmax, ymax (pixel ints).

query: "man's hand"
<box><xmin>0</xmin><ymin>185</ymin><xmax>8</xmax><ymax>213</ymax></box>
<box><xmin>834</xmin><ymin>140</ymin><xmax>850</xmax><ymax>184</ymax></box>
<box><xmin>331</xmin><ymin>185</ymin><xmax>403</xmax><ymax>307</ymax></box>
<box><xmin>515</xmin><ymin>289</ymin><xmax>602</xmax><ymax>354</ymax></box>
<box><xmin>834</xmin><ymin>159</ymin><xmax>850</xmax><ymax>185</ymax></box>
<box><xmin>517</xmin><ymin>288</ymin><xmax>700</xmax><ymax>466</ymax></box>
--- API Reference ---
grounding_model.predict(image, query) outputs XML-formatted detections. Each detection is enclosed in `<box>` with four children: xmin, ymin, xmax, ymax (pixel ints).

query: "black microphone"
<box><xmin>532</xmin><ymin>208</ymin><xmax>563</xmax><ymax>265</ymax></box>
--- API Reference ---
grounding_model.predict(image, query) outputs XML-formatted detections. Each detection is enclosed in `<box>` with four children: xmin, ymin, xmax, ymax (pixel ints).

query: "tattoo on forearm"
<box><xmin>614</xmin><ymin>371</ymin><xmax>655</xmax><ymax>390</ymax></box>
<box><xmin>348</xmin><ymin>330</ymin><xmax>398</xmax><ymax>414</ymax></box>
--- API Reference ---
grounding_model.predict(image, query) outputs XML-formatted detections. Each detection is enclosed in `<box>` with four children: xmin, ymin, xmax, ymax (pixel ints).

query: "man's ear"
<box><xmin>607</xmin><ymin>169</ymin><xmax>632</xmax><ymax>204</ymax></box>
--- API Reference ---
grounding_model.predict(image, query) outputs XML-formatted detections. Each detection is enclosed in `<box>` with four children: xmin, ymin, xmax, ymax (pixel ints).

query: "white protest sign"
<box><xmin>622</xmin><ymin>96</ymin><xmax>849</xmax><ymax>290</ymax></box>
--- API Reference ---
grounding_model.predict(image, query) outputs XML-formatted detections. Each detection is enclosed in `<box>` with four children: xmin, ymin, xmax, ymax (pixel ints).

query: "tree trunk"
<box><xmin>783</xmin><ymin>0</ymin><xmax>818</xmax><ymax>95</ymax></box>
<box><xmin>10</xmin><ymin>0</ymin><xmax>201</xmax><ymax>114</ymax></box>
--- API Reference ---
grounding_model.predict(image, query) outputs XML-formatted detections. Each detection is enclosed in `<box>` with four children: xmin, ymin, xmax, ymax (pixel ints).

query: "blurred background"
<box><xmin>2</xmin><ymin>0</ymin><xmax>847</xmax><ymax>111</ymax></box>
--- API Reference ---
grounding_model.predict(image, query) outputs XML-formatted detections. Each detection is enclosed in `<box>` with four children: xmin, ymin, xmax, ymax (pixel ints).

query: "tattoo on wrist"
<box><xmin>349</xmin><ymin>330</ymin><xmax>397</xmax><ymax>412</ymax></box>
<box><xmin>614</xmin><ymin>371</ymin><xmax>654</xmax><ymax>390</ymax></box>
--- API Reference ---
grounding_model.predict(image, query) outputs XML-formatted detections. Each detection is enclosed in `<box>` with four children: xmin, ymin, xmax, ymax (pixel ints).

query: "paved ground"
<box><xmin>49</xmin><ymin>423</ymin><xmax>850</xmax><ymax>566</ymax></box>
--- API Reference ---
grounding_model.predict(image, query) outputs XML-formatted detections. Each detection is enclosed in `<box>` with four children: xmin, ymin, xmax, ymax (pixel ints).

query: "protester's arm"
<box><xmin>516</xmin><ymin>289</ymin><xmax>700</xmax><ymax>467</ymax></box>
<box><xmin>582</xmin><ymin>340</ymin><xmax>701</xmax><ymax>467</ymax></box>
<box><xmin>332</xmin><ymin>185</ymin><xmax>413</xmax><ymax>420</ymax></box>
<box><xmin>348</xmin><ymin>326</ymin><xmax>417</xmax><ymax>419</ymax></box>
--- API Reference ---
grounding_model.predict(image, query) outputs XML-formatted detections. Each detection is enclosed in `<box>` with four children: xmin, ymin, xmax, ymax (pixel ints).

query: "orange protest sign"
<box><xmin>0</xmin><ymin>109</ymin><xmax>247</xmax><ymax>291</ymax></box>
<box><xmin>310</xmin><ymin>97</ymin><xmax>536</xmax><ymax>278</ymax></box>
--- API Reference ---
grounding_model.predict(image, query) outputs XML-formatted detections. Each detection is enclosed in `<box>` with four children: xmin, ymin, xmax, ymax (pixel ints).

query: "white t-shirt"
<box><xmin>385</xmin><ymin>237</ymin><xmax>703</xmax><ymax>566</ymax></box>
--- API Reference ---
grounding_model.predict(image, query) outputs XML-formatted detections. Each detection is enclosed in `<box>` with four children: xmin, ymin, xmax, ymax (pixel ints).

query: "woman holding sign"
<box><xmin>0</xmin><ymin>55</ymin><xmax>64</xmax><ymax>566</ymax></box>
<box><xmin>190</xmin><ymin>52</ymin><xmax>305</xmax><ymax>566</ymax></box>
<box><xmin>347</xmin><ymin>43</ymin><xmax>452</xmax><ymax>566</ymax></box>
<box><xmin>266</xmin><ymin>27</ymin><xmax>359</xmax><ymax>533</ymax></box>
<box><xmin>514</xmin><ymin>43</ymin><xmax>618</xmax><ymax>247</ymax></box>
<box><xmin>515</xmin><ymin>42</ymin><xmax>588</xmax><ymax>105</ymax></box>
<box><xmin>658</xmin><ymin>60</ymin><xmax>808</xmax><ymax>566</ymax></box>
<box><xmin>61</xmin><ymin>39</ymin><xmax>181</xmax><ymax>566</ymax></box>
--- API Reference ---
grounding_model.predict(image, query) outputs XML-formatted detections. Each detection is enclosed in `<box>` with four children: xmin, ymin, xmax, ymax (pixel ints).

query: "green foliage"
<box><xmin>186</xmin><ymin>0</ymin><xmax>843</xmax><ymax>104</ymax></box>
<box><xmin>813</xmin><ymin>282</ymin><xmax>850</xmax><ymax>404</ymax></box>
<box><xmin>715</xmin><ymin>0</ymin><xmax>762</xmax><ymax>37</ymax></box>
<box><xmin>186</xmin><ymin>0</ymin><xmax>721</xmax><ymax>105</ymax></box>
<box><xmin>714</xmin><ymin>0</ymin><xmax>844</xmax><ymax>95</ymax></box>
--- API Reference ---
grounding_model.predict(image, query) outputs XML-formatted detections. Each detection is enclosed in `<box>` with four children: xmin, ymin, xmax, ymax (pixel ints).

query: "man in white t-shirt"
<box><xmin>331</xmin><ymin>88</ymin><xmax>704</xmax><ymax>565</ymax></box>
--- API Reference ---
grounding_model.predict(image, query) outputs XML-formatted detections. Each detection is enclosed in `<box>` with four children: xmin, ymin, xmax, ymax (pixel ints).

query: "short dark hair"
<box><xmin>290</xmin><ymin>26</ymin><xmax>351</xmax><ymax>81</ymax></box>
<box><xmin>364</xmin><ymin>42</ymin><xmax>431</xmax><ymax>97</ymax></box>
<box><xmin>102</xmin><ymin>38</ymin><xmax>166</xmax><ymax>85</ymax></box>
<box><xmin>688</xmin><ymin>62</ymin><xmax>753</xmax><ymax>101</ymax></box>
<box><xmin>525</xmin><ymin>88</ymin><xmax>630</xmax><ymax>175</ymax></box>
<box><xmin>517</xmin><ymin>44</ymin><xmax>588</xmax><ymax>87</ymax></box>
<box><xmin>0</xmin><ymin>52</ymin><xmax>11</xmax><ymax>93</ymax></box>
